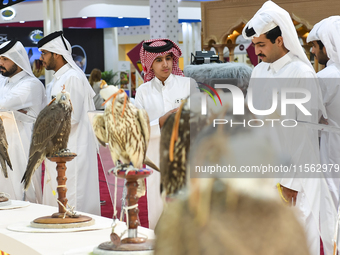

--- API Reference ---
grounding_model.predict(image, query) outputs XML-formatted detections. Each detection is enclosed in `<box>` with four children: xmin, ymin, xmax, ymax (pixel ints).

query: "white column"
<box><xmin>103</xmin><ymin>27</ymin><xmax>119</xmax><ymax>84</ymax></box>
<box><xmin>193</xmin><ymin>22</ymin><xmax>202</xmax><ymax>53</ymax></box>
<box><xmin>150</xmin><ymin>0</ymin><xmax>179</xmax><ymax>42</ymax></box>
<box><xmin>182</xmin><ymin>22</ymin><xmax>202</xmax><ymax>67</ymax></box>
<box><xmin>42</xmin><ymin>0</ymin><xmax>62</xmax><ymax>84</ymax></box>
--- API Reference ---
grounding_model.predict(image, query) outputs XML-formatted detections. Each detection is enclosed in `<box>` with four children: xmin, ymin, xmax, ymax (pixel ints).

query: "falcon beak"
<box><xmin>61</xmin><ymin>94</ymin><xmax>67</xmax><ymax>101</ymax></box>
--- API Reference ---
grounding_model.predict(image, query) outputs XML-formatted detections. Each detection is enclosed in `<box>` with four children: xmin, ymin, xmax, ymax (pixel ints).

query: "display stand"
<box><xmin>0</xmin><ymin>193</ymin><xmax>10</xmax><ymax>207</ymax></box>
<box><xmin>31</xmin><ymin>152</ymin><xmax>94</xmax><ymax>229</ymax></box>
<box><xmin>0</xmin><ymin>110</ymin><xmax>40</xmax><ymax>203</ymax></box>
<box><xmin>88</xmin><ymin>111</ymin><xmax>125</xmax><ymax>219</ymax></box>
<box><xmin>88</xmin><ymin>111</ymin><xmax>154</xmax><ymax>254</ymax></box>
<box><xmin>95</xmin><ymin>168</ymin><xmax>154</xmax><ymax>253</ymax></box>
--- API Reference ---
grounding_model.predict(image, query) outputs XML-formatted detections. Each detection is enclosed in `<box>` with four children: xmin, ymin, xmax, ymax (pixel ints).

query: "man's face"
<box><xmin>151</xmin><ymin>53</ymin><xmax>173</xmax><ymax>81</ymax></box>
<box><xmin>252</xmin><ymin>34</ymin><xmax>283</xmax><ymax>63</ymax></box>
<box><xmin>39</xmin><ymin>50</ymin><xmax>56</xmax><ymax>71</ymax></box>
<box><xmin>311</xmin><ymin>41</ymin><xmax>329</xmax><ymax>65</ymax></box>
<box><xmin>0</xmin><ymin>56</ymin><xmax>19</xmax><ymax>77</ymax></box>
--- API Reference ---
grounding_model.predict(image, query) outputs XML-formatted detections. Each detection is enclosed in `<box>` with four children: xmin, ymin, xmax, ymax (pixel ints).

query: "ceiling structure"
<box><xmin>0</xmin><ymin>0</ymin><xmax>202</xmax><ymax>28</ymax></box>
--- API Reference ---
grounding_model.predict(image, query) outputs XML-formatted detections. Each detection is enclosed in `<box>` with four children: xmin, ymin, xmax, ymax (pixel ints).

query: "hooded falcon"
<box><xmin>0</xmin><ymin>116</ymin><xmax>12</xmax><ymax>178</ymax></box>
<box><xmin>92</xmin><ymin>86</ymin><xmax>158</xmax><ymax>178</ymax></box>
<box><xmin>21</xmin><ymin>87</ymin><xmax>72</xmax><ymax>190</ymax></box>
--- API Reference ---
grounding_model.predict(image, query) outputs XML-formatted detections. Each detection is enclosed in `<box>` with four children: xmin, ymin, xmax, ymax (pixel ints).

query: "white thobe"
<box><xmin>248</xmin><ymin>52</ymin><xmax>322</xmax><ymax>255</ymax></box>
<box><xmin>317</xmin><ymin>60</ymin><xmax>340</xmax><ymax>255</ymax></box>
<box><xmin>43</xmin><ymin>64</ymin><xmax>100</xmax><ymax>215</ymax></box>
<box><xmin>0</xmin><ymin>71</ymin><xmax>46</xmax><ymax>203</ymax></box>
<box><xmin>135</xmin><ymin>74</ymin><xmax>193</xmax><ymax>229</ymax></box>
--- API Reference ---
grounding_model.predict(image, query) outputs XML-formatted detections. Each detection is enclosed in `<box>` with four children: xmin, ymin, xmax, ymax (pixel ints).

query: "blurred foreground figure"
<box><xmin>154</xmin><ymin>178</ymin><xmax>310</xmax><ymax>255</ymax></box>
<box><xmin>155</xmin><ymin>93</ymin><xmax>310</xmax><ymax>255</ymax></box>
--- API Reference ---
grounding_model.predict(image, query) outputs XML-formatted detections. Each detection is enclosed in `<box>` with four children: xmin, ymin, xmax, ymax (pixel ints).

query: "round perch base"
<box><xmin>0</xmin><ymin>196</ymin><xmax>8</xmax><ymax>202</ymax></box>
<box><xmin>0</xmin><ymin>194</ymin><xmax>10</xmax><ymax>206</ymax></box>
<box><xmin>96</xmin><ymin>239</ymin><xmax>154</xmax><ymax>252</ymax></box>
<box><xmin>0</xmin><ymin>199</ymin><xmax>11</xmax><ymax>207</ymax></box>
<box><xmin>31</xmin><ymin>215</ymin><xmax>94</xmax><ymax>229</ymax></box>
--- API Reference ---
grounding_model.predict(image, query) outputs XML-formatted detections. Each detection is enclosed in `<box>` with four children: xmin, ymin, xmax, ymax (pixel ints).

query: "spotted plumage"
<box><xmin>21</xmin><ymin>89</ymin><xmax>72</xmax><ymax>190</ymax></box>
<box><xmin>160</xmin><ymin>95</ymin><xmax>208</xmax><ymax>198</ymax></box>
<box><xmin>93</xmin><ymin>89</ymin><xmax>151</xmax><ymax>169</ymax></box>
<box><xmin>0</xmin><ymin>116</ymin><xmax>12</xmax><ymax>178</ymax></box>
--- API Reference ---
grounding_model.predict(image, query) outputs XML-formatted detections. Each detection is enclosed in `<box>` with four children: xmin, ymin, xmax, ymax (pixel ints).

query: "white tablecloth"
<box><xmin>0</xmin><ymin>202</ymin><xmax>155</xmax><ymax>255</ymax></box>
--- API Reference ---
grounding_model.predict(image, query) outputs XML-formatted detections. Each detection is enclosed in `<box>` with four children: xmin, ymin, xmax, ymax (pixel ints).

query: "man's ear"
<box><xmin>53</xmin><ymin>53</ymin><xmax>61</xmax><ymax>59</ymax></box>
<box><xmin>322</xmin><ymin>45</ymin><xmax>328</xmax><ymax>56</ymax></box>
<box><xmin>276</xmin><ymin>36</ymin><xmax>284</xmax><ymax>47</ymax></box>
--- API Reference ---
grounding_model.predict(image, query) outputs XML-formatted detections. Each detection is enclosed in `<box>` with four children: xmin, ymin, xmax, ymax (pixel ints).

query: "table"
<box><xmin>0</xmin><ymin>202</ymin><xmax>155</xmax><ymax>255</ymax></box>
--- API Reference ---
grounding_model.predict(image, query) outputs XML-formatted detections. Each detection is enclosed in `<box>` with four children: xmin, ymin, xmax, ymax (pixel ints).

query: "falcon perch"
<box><xmin>21</xmin><ymin>87</ymin><xmax>72</xmax><ymax>190</ymax></box>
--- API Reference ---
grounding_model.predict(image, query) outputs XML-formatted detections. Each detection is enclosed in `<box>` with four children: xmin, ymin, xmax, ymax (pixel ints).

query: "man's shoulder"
<box><xmin>59</xmin><ymin>68</ymin><xmax>84</xmax><ymax>84</ymax></box>
<box><xmin>317</xmin><ymin>65</ymin><xmax>340</xmax><ymax>78</ymax></box>
<box><xmin>173</xmin><ymin>75</ymin><xmax>191</xmax><ymax>81</ymax></box>
<box><xmin>64</xmin><ymin>67</ymin><xmax>82</xmax><ymax>78</ymax></box>
<box><xmin>137</xmin><ymin>80</ymin><xmax>152</xmax><ymax>92</ymax></box>
<box><xmin>289</xmin><ymin>57</ymin><xmax>314</xmax><ymax>72</ymax></box>
<box><xmin>19</xmin><ymin>74</ymin><xmax>44</xmax><ymax>87</ymax></box>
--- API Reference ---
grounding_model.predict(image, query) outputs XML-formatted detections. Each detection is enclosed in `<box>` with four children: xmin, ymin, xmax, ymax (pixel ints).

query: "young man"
<box><xmin>38</xmin><ymin>31</ymin><xmax>100</xmax><ymax>215</ymax></box>
<box><xmin>0</xmin><ymin>40</ymin><xmax>46</xmax><ymax>203</ymax></box>
<box><xmin>242</xmin><ymin>2</ymin><xmax>327</xmax><ymax>255</ymax></box>
<box><xmin>307</xmin><ymin>16</ymin><xmax>340</xmax><ymax>255</ymax></box>
<box><xmin>135</xmin><ymin>38</ymin><xmax>195</xmax><ymax>229</ymax></box>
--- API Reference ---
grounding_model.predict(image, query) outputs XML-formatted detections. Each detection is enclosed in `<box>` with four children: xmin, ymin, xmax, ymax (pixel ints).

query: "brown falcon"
<box><xmin>92</xmin><ymin>86</ymin><xmax>158</xmax><ymax>195</ymax></box>
<box><xmin>21</xmin><ymin>87</ymin><xmax>72</xmax><ymax>190</ymax></box>
<box><xmin>0</xmin><ymin>115</ymin><xmax>12</xmax><ymax>178</ymax></box>
<box><xmin>159</xmin><ymin>93</ymin><xmax>208</xmax><ymax>198</ymax></box>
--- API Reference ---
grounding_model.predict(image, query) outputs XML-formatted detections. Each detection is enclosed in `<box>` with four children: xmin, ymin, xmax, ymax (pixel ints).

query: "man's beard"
<box><xmin>0</xmin><ymin>64</ymin><xmax>18</xmax><ymax>77</ymax></box>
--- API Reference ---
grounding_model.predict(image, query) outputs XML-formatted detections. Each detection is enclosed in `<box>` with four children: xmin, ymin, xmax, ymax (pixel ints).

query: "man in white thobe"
<box><xmin>0</xmin><ymin>40</ymin><xmax>46</xmax><ymax>203</ymax></box>
<box><xmin>38</xmin><ymin>31</ymin><xmax>100</xmax><ymax>215</ymax></box>
<box><xmin>242</xmin><ymin>2</ymin><xmax>327</xmax><ymax>255</ymax></box>
<box><xmin>135</xmin><ymin>38</ymin><xmax>194</xmax><ymax>229</ymax></box>
<box><xmin>307</xmin><ymin>16</ymin><xmax>340</xmax><ymax>255</ymax></box>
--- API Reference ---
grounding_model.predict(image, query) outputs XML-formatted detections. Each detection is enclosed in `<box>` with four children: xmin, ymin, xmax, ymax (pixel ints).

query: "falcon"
<box><xmin>0</xmin><ymin>115</ymin><xmax>12</xmax><ymax>178</ymax></box>
<box><xmin>159</xmin><ymin>93</ymin><xmax>208</xmax><ymax>198</ymax></box>
<box><xmin>92</xmin><ymin>86</ymin><xmax>158</xmax><ymax>195</ymax></box>
<box><xmin>21</xmin><ymin>87</ymin><xmax>72</xmax><ymax>190</ymax></box>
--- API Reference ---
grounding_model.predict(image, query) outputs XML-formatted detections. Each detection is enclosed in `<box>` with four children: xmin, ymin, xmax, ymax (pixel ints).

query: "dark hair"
<box><xmin>265</xmin><ymin>26</ymin><xmax>282</xmax><ymax>44</ymax></box>
<box><xmin>317</xmin><ymin>40</ymin><xmax>325</xmax><ymax>50</ymax></box>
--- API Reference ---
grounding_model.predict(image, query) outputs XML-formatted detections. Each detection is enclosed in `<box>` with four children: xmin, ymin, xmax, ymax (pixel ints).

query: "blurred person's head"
<box><xmin>89</xmin><ymin>68</ymin><xmax>102</xmax><ymax>86</ymax></box>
